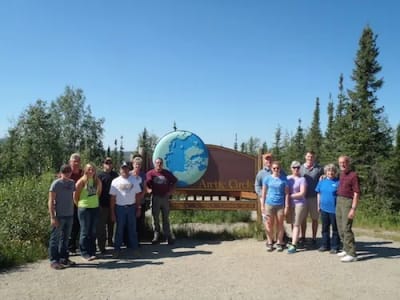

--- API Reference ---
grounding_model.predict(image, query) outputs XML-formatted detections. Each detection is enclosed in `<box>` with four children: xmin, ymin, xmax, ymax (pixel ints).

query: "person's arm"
<box><xmin>317</xmin><ymin>193</ymin><xmax>321</xmax><ymax>212</ymax></box>
<box><xmin>74</xmin><ymin>180</ymin><xmax>83</xmax><ymax>207</ymax></box>
<box><xmin>290</xmin><ymin>181</ymin><xmax>307</xmax><ymax>199</ymax></box>
<box><xmin>254</xmin><ymin>173</ymin><xmax>262</xmax><ymax>196</ymax></box>
<box><xmin>110</xmin><ymin>195</ymin><xmax>116</xmax><ymax>223</ymax></box>
<box><xmin>96</xmin><ymin>178</ymin><xmax>102</xmax><ymax>198</ymax></box>
<box><xmin>284</xmin><ymin>186</ymin><xmax>290</xmax><ymax>215</ymax></box>
<box><xmin>260</xmin><ymin>184</ymin><xmax>267</xmax><ymax>216</ymax></box>
<box><xmin>145</xmin><ymin>172</ymin><xmax>152</xmax><ymax>194</ymax></box>
<box><xmin>348</xmin><ymin>192</ymin><xmax>359</xmax><ymax>219</ymax></box>
<box><xmin>48</xmin><ymin>191</ymin><xmax>59</xmax><ymax>227</ymax></box>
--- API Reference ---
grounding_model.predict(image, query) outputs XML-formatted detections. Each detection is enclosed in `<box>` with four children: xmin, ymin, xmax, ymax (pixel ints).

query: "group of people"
<box><xmin>48</xmin><ymin>153</ymin><xmax>177</xmax><ymax>270</ymax></box>
<box><xmin>255</xmin><ymin>151</ymin><xmax>360</xmax><ymax>262</ymax></box>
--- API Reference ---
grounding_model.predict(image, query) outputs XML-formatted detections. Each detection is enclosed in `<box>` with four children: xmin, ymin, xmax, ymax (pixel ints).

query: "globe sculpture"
<box><xmin>152</xmin><ymin>130</ymin><xmax>209</xmax><ymax>188</ymax></box>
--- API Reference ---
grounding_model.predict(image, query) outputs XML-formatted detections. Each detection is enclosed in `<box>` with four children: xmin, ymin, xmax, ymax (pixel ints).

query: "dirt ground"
<box><xmin>1</xmin><ymin>225</ymin><xmax>399</xmax><ymax>300</ymax></box>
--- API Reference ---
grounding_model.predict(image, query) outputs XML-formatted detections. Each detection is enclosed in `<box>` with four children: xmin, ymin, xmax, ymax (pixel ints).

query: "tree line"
<box><xmin>0</xmin><ymin>25</ymin><xmax>399</xmax><ymax>218</ymax></box>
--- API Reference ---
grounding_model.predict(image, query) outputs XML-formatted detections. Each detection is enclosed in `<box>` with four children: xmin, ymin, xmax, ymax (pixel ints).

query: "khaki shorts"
<box><xmin>265</xmin><ymin>204</ymin><xmax>284</xmax><ymax>218</ymax></box>
<box><xmin>290</xmin><ymin>204</ymin><xmax>307</xmax><ymax>226</ymax></box>
<box><xmin>306</xmin><ymin>196</ymin><xmax>319</xmax><ymax>220</ymax></box>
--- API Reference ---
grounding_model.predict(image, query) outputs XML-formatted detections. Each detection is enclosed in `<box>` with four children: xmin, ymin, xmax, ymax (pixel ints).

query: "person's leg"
<box><xmin>336</xmin><ymin>197</ymin><xmax>346</xmax><ymax>253</ymax></box>
<box><xmin>341</xmin><ymin>200</ymin><xmax>356</xmax><ymax>257</ymax></box>
<box><xmin>160</xmin><ymin>195</ymin><xmax>171</xmax><ymax>239</ymax></box>
<box><xmin>330</xmin><ymin>213</ymin><xmax>340</xmax><ymax>251</ymax></box>
<box><xmin>68</xmin><ymin>206</ymin><xmax>80</xmax><ymax>253</ymax></box>
<box><xmin>88</xmin><ymin>207</ymin><xmax>99</xmax><ymax>256</ymax></box>
<box><xmin>299</xmin><ymin>203</ymin><xmax>309</xmax><ymax>242</ymax></box>
<box><xmin>106</xmin><ymin>208</ymin><xmax>114</xmax><ymax>247</ymax></box>
<box><xmin>114</xmin><ymin>205</ymin><xmax>126</xmax><ymax>252</ymax></box>
<box><xmin>320</xmin><ymin>211</ymin><xmax>330</xmax><ymax>250</ymax></box>
<box><xmin>308</xmin><ymin>196</ymin><xmax>319</xmax><ymax>242</ymax></box>
<box><xmin>78</xmin><ymin>208</ymin><xmax>90</xmax><ymax>258</ymax></box>
<box><xmin>127</xmin><ymin>205</ymin><xmax>138</xmax><ymax>250</ymax></box>
<box><xmin>276</xmin><ymin>206</ymin><xmax>285</xmax><ymax>245</ymax></box>
<box><xmin>49</xmin><ymin>223</ymin><xmax>61</xmax><ymax>263</ymax></box>
<box><xmin>96</xmin><ymin>206</ymin><xmax>108</xmax><ymax>252</ymax></box>
<box><xmin>265</xmin><ymin>205</ymin><xmax>275</xmax><ymax>246</ymax></box>
<box><xmin>151</xmin><ymin>195</ymin><xmax>162</xmax><ymax>242</ymax></box>
<box><xmin>59</xmin><ymin>216</ymin><xmax>73</xmax><ymax>261</ymax></box>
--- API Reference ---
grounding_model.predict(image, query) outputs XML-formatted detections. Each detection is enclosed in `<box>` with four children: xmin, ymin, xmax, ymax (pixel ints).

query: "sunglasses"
<box><xmin>292</xmin><ymin>166</ymin><xmax>300</xmax><ymax>169</ymax></box>
<box><xmin>104</xmin><ymin>161</ymin><xmax>112</xmax><ymax>165</ymax></box>
<box><xmin>272</xmin><ymin>167</ymin><xmax>280</xmax><ymax>170</ymax></box>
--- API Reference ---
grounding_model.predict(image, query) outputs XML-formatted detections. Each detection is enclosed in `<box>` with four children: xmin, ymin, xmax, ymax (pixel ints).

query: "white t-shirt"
<box><xmin>109</xmin><ymin>175</ymin><xmax>142</xmax><ymax>206</ymax></box>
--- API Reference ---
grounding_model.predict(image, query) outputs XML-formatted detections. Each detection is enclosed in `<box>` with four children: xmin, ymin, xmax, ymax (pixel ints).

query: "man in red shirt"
<box><xmin>336</xmin><ymin>155</ymin><xmax>360</xmax><ymax>263</ymax></box>
<box><xmin>146</xmin><ymin>157</ymin><xmax>177</xmax><ymax>245</ymax></box>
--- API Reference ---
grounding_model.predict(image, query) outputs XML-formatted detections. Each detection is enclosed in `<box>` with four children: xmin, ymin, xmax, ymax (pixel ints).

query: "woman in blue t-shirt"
<box><xmin>315</xmin><ymin>163</ymin><xmax>340</xmax><ymax>253</ymax></box>
<box><xmin>261</xmin><ymin>161</ymin><xmax>289</xmax><ymax>252</ymax></box>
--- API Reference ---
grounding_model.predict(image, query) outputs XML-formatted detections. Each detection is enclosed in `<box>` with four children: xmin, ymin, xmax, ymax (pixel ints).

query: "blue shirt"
<box><xmin>263</xmin><ymin>175</ymin><xmax>288</xmax><ymax>206</ymax></box>
<box><xmin>315</xmin><ymin>178</ymin><xmax>339</xmax><ymax>214</ymax></box>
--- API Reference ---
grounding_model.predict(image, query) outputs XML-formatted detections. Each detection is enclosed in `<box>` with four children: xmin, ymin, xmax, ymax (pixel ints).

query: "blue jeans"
<box><xmin>320</xmin><ymin>210</ymin><xmax>340</xmax><ymax>250</ymax></box>
<box><xmin>48</xmin><ymin>216</ymin><xmax>73</xmax><ymax>263</ymax></box>
<box><xmin>114</xmin><ymin>204</ymin><xmax>138</xmax><ymax>251</ymax></box>
<box><xmin>78</xmin><ymin>207</ymin><xmax>99</xmax><ymax>257</ymax></box>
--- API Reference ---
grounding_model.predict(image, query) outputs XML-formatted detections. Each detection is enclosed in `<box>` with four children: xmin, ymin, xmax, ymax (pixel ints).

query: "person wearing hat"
<box><xmin>110</xmin><ymin>161</ymin><xmax>142</xmax><ymax>258</ymax></box>
<box><xmin>48</xmin><ymin>164</ymin><xmax>76</xmax><ymax>269</ymax></box>
<box><xmin>96</xmin><ymin>157</ymin><xmax>119</xmax><ymax>253</ymax></box>
<box><xmin>286</xmin><ymin>161</ymin><xmax>307</xmax><ymax>254</ymax></box>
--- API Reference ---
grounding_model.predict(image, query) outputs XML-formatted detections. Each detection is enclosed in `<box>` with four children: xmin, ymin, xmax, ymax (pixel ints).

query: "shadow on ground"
<box><xmin>356</xmin><ymin>240</ymin><xmax>400</xmax><ymax>261</ymax></box>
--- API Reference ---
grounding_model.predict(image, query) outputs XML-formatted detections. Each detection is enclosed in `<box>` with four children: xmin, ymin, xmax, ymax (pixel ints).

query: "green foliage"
<box><xmin>0</xmin><ymin>174</ymin><xmax>53</xmax><ymax>268</ymax></box>
<box><xmin>305</xmin><ymin>97</ymin><xmax>323</xmax><ymax>156</ymax></box>
<box><xmin>170</xmin><ymin>210</ymin><xmax>251</xmax><ymax>224</ymax></box>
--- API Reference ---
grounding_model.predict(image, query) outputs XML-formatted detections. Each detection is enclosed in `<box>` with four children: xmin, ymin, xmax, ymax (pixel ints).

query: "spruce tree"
<box><xmin>305</xmin><ymin>97</ymin><xmax>323</xmax><ymax>157</ymax></box>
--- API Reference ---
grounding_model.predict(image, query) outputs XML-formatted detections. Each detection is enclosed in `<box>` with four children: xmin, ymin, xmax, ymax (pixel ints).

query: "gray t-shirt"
<box><xmin>300</xmin><ymin>163</ymin><xmax>323</xmax><ymax>198</ymax></box>
<box><xmin>49</xmin><ymin>178</ymin><xmax>75</xmax><ymax>217</ymax></box>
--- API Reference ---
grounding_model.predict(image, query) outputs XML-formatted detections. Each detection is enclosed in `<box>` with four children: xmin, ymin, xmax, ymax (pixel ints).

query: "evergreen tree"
<box><xmin>345</xmin><ymin>26</ymin><xmax>392</xmax><ymax>194</ymax></box>
<box><xmin>293</xmin><ymin>118</ymin><xmax>306</xmax><ymax>161</ymax></box>
<box><xmin>321</xmin><ymin>93</ymin><xmax>337</xmax><ymax>164</ymax></box>
<box><xmin>305</xmin><ymin>97</ymin><xmax>323</xmax><ymax>157</ymax></box>
<box><xmin>234</xmin><ymin>133</ymin><xmax>238</xmax><ymax>151</ymax></box>
<box><xmin>272</xmin><ymin>125</ymin><xmax>282</xmax><ymax>160</ymax></box>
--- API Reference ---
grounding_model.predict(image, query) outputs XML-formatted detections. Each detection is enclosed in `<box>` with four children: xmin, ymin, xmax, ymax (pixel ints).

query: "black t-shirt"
<box><xmin>98</xmin><ymin>170</ymin><xmax>119</xmax><ymax>207</ymax></box>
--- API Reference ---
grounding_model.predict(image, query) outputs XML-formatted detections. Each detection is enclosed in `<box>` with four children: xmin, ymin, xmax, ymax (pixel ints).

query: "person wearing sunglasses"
<box><xmin>286</xmin><ymin>161</ymin><xmax>308</xmax><ymax>253</ymax></box>
<box><xmin>261</xmin><ymin>161</ymin><xmax>289</xmax><ymax>252</ymax></box>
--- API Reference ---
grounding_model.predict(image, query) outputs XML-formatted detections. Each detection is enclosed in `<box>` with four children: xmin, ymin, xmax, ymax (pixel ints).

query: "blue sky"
<box><xmin>1</xmin><ymin>0</ymin><xmax>399</xmax><ymax>151</ymax></box>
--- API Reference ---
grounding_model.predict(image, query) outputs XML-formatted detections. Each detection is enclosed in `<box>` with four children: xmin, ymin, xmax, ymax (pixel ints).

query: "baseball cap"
<box><xmin>120</xmin><ymin>161</ymin><xmax>129</xmax><ymax>168</ymax></box>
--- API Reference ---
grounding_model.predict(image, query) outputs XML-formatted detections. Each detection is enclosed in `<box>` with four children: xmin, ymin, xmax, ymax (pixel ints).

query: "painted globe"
<box><xmin>152</xmin><ymin>130</ymin><xmax>209</xmax><ymax>188</ymax></box>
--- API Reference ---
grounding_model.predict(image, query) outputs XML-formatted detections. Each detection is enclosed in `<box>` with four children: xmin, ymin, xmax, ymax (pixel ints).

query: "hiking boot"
<box><xmin>152</xmin><ymin>232</ymin><xmax>160</xmax><ymax>244</ymax></box>
<box><xmin>318</xmin><ymin>246</ymin><xmax>329</xmax><ymax>252</ymax></box>
<box><xmin>330</xmin><ymin>249</ymin><xmax>339</xmax><ymax>254</ymax></box>
<box><xmin>112</xmin><ymin>251</ymin><xmax>120</xmax><ymax>259</ymax></box>
<box><xmin>167</xmin><ymin>237</ymin><xmax>175</xmax><ymax>245</ymax></box>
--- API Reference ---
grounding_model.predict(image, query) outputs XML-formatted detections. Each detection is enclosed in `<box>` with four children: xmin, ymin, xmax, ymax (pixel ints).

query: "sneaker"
<box><xmin>276</xmin><ymin>244</ymin><xmax>284</xmax><ymax>252</ymax></box>
<box><xmin>341</xmin><ymin>255</ymin><xmax>357</xmax><ymax>262</ymax></box>
<box><xmin>167</xmin><ymin>237</ymin><xmax>175</xmax><ymax>245</ymax></box>
<box><xmin>60</xmin><ymin>259</ymin><xmax>76</xmax><ymax>267</ymax></box>
<box><xmin>318</xmin><ymin>247</ymin><xmax>328</xmax><ymax>252</ymax></box>
<box><xmin>311</xmin><ymin>239</ymin><xmax>317</xmax><ymax>248</ymax></box>
<box><xmin>297</xmin><ymin>238</ymin><xmax>305</xmax><ymax>247</ymax></box>
<box><xmin>50</xmin><ymin>262</ymin><xmax>65</xmax><ymax>270</ymax></box>
<box><xmin>87</xmin><ymin>255</ymin><xmax>96</xmax><ymax>261</ymax></box>
<box><xmin>287</xmin><ymin>244</ymin><xmax>297</xmax><ymax>254</ymax></box>
<box><xmin>152</xmin><ymin>232</ymin><xmax>160</xmax><ymax>244</ymax></box>
<box><xmin>330</xmin><ymin>249</ymin><xmax>339</xmax><ymax>254</ymax></box>
<box><xmin>112</xmin><ymin>251</ymin><xmax>120</xmax><ymax>259</ymax></box>
<box><xmin>337</xmin><ymin>251</ymin><xmax>347</xmax><ymax>257</ymax></box>
<box><xmin>266</xmin><ymin>243</ymin><xmax>274</xmax><ymax>252</ymax></box>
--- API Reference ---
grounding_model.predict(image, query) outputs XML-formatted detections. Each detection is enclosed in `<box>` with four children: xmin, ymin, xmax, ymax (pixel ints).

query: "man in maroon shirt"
<box><xmin>336</xmin><ymin>155</ymin><xmax>360</xmax><ymax>262</ymax></box>
<box><xmin>146</xmin><ymin>157</ymin><xmax>177</xmax><ymax>245</ymax></box>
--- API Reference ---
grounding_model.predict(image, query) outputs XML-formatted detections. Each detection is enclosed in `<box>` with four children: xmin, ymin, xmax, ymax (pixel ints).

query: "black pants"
<box><xmin>68</xmin><ymin>206</ymin><xmax>80</xmax><ymax>252</ymax></box>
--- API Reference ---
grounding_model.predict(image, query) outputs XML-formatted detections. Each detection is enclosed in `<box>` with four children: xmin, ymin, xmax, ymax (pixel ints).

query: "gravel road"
<box><xmin>1</xmin><ymin>226</ymin><xmax>399</xmax><ymax>300</ymax></box>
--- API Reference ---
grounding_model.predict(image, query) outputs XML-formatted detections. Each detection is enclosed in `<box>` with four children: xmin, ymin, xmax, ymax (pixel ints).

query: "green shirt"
<box><xmin>78</xmin><ymin>179</ymin><xmax>99</xmax><ymax>208</ymax></box>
